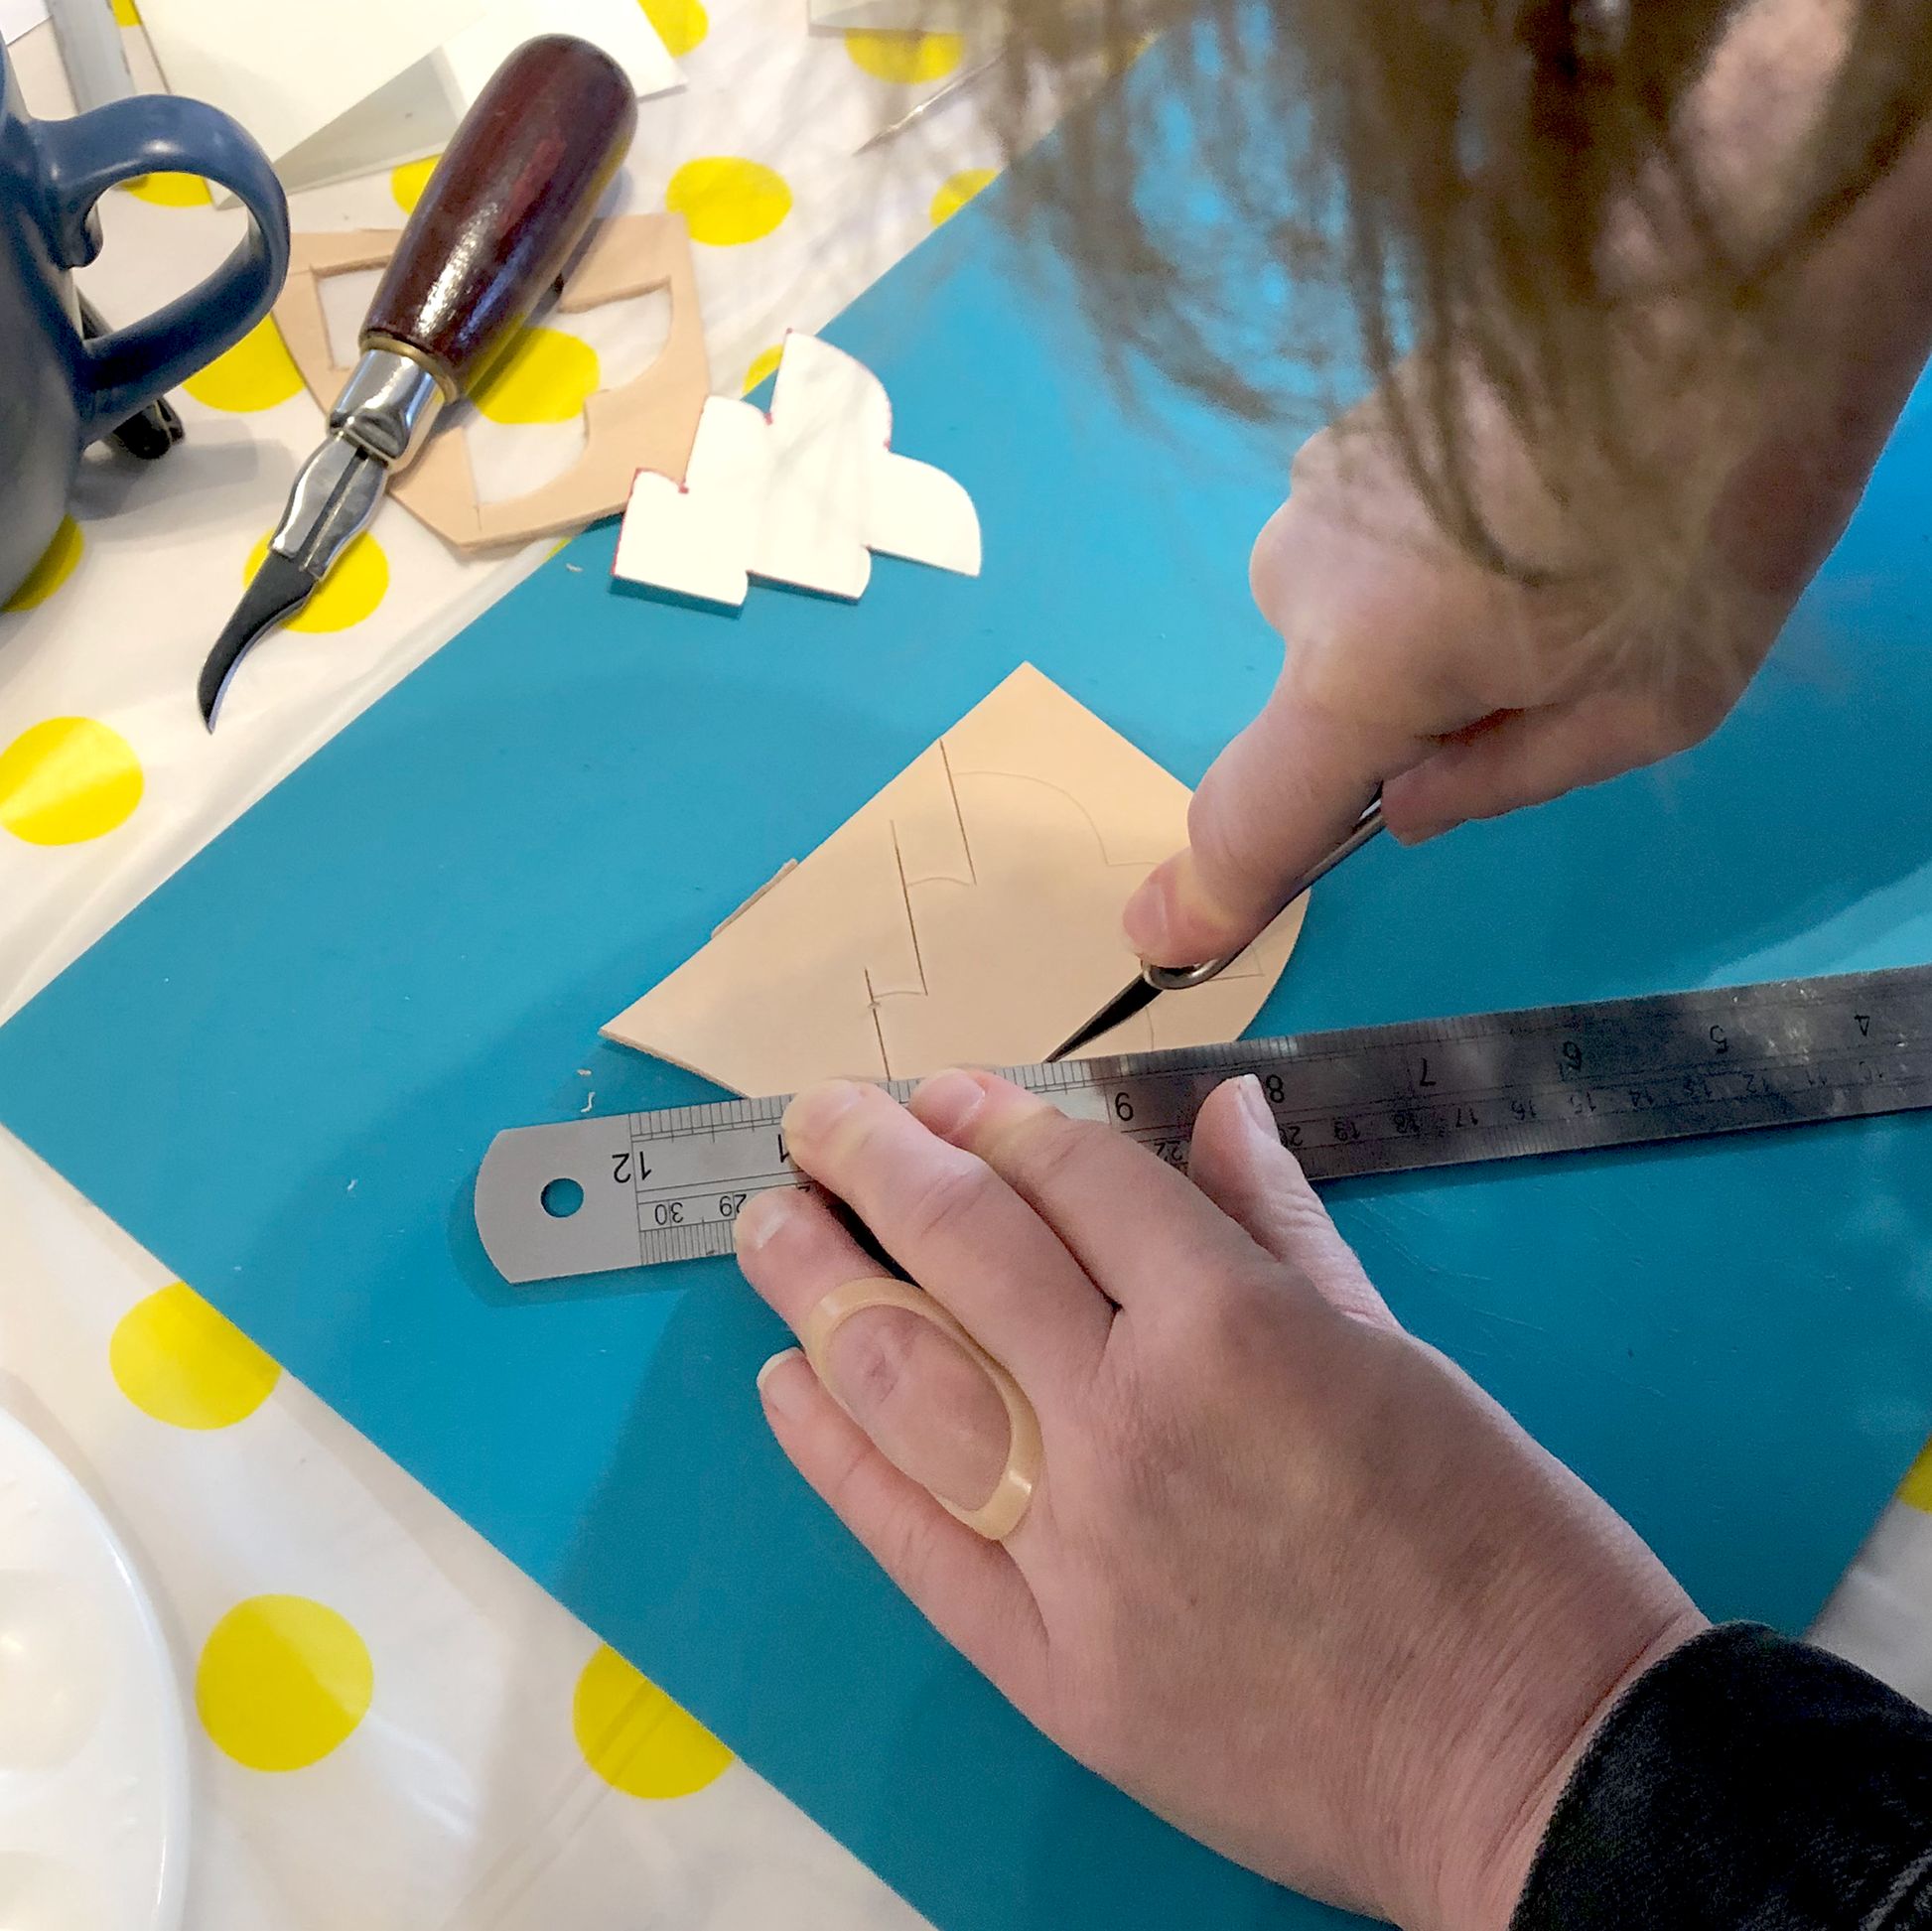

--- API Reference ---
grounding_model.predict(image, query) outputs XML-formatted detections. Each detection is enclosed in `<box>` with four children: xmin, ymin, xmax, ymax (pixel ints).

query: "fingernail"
<box><xmin>733</xmin><ymin>1187</ymin><xmax>795</xmax><ymax>1254</ymax></box>
<box><xmin>781</xmin><ymin>1079</ymin><xmax>864</xmax><ymax>1152</ymax></box>
<box><xmin>1238</xmin><ymin>1073</ymin><xmax>1279</xmax><ymax>1143</ymax></box>
<box><xmin>1122</xmin><ymin>870</ymin><xmax>1173</xmax><ymax>956</ymax></box>
<box><xmin>757</xmin><ymin>1347</ymin><xmax>814</xmax><ymax>1422</ymax></box>
<box><xmin>910</xmin><ymin>1068</ymin><xmax>985</xmax><ymax>1140</ymax></box>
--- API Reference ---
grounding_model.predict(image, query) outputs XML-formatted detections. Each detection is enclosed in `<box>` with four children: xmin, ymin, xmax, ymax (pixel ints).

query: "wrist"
<box><xmin>1435</xmin><ymin>1605</ymin><xmax>1710</xmax><ymax>1931</ymax></box>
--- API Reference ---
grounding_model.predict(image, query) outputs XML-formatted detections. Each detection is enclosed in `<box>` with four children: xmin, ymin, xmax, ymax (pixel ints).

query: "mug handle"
<box><xmin>32</xmin><ymin>93</ymin><xmax>290</xmax><ymax>435</ymax></box>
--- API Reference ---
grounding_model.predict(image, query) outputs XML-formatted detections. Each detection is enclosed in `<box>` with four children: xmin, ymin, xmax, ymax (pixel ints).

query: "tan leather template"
<box><xmin>273</xmin><ymin>213</ymin><xmax>711</xmax><ymax>554</ymax></box>
<box><xmin>602</xmin><ymin>663</ymin><xmax>1310</xmax><ymax>1093</ymax></box>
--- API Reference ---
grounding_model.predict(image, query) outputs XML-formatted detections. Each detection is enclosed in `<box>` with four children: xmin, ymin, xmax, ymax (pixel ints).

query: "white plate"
<box><xmin>0</xmin><ymin>1406</ymin><xmax>189</xmax><ymax>1931</ymax></box>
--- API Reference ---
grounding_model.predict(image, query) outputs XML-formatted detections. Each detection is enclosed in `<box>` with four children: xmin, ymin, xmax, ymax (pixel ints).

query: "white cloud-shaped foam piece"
<box><xmin>612</xmin><ymin>333</ymin><xmax>981</xmax><ymax>607</ymax></box>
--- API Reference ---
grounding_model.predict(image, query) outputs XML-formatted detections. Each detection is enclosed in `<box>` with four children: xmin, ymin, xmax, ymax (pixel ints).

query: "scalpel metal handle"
<box><xmin>1142</xmin><ymin>791</ymin><xmax>1386</xmax><ymax>992</ymax></box>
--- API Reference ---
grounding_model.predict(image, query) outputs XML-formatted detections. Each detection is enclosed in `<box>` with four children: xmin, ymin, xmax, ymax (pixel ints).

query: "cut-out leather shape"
<box><xmin>603</xmin><ymin>663</ymin><xmax>1309</xmax><ymax>1092</ymax></box>
<box><xmin>613</xmin><ymin>333</ymin><xmax>981</xmax><ymax>605</ymax></box>
<box><xmin>273</xmin><ymin>213</ymin><xmax>711</xmax><ymax>554</ymax></box>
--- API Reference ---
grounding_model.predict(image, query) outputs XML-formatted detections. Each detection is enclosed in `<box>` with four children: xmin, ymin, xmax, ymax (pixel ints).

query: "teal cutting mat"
<box><xmin>7</xmin><ymin>83</ymin><xmax>1932</xmax><ymax>1931</ymax></box>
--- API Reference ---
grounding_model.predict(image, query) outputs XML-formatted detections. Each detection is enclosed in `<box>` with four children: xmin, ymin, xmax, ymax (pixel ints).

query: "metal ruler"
<box><xmin>474</xmin><ymin>963</ymin><xmax>1932</xmax><ymax>1285</ymax></box>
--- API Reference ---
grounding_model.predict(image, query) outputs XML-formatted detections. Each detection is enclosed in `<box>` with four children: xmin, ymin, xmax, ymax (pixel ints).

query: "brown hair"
<box><xmin>977</xmin><ymin>0</ymin><xmax>1932</xmax><ymax>587</ymax></box>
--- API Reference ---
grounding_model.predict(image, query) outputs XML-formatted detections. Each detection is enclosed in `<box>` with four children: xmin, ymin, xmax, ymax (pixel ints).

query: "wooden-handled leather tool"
<box><xmin>199</xmin><ymin>36</ymin><xmax>636</xmax><ymax>729</ymax></box>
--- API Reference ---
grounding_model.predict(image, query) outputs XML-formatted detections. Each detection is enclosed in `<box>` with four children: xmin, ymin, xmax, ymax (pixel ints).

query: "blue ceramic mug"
<box><xmin>1</xmin><ymin>33</ymin><xmax>290</xmax><ymax>605</ymax></box>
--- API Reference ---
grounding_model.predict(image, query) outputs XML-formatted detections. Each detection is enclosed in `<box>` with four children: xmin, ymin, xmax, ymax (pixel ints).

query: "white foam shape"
<box><xmin>611</xmin><ymin>334</ymin><xmax>981</xmax><ymax>608</ymax></box>
<box><xmin>869</xmin><ymin>455</ymin><xmax>981</xmax><ymax>575</ymax></box>
<box><xmin>754</xmin><ymin>337</ymin><xmax>881</xmax><ymax>597</ymax></box>
<box><xmin>615</xmin><ymin>398</ymin><xmax>769</xmax><ymax>607</ymax></box>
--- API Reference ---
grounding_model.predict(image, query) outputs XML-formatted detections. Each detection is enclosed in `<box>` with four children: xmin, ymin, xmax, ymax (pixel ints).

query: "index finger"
<box><xmin>906</xmin><ymin>1068</ymin><xmax>1273</xmax><ymax>1313</ymax></box>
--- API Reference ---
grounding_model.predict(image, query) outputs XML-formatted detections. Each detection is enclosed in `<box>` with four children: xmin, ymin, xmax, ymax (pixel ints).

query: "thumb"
<box><xmin>1186</xmin><ymin>1077</ymin><xmax>1396</xmax><ymax>1330</ymax></box>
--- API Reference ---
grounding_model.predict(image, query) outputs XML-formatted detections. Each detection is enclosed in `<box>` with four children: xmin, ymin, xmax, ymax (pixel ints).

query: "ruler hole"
<box><xmin>540</xmin><ymin>1177</ymin><xmax>585</xmax><ymax>1219</ymax></box>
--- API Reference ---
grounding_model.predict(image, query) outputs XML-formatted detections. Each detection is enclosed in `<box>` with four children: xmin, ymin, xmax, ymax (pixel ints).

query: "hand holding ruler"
<box><xmin>475</xmin><ymin>964</ymin><xmax>1932</xmax><ymax>1285</ymax></box>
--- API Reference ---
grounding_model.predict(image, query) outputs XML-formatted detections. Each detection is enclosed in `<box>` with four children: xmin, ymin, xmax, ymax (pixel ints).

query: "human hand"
<box><xmin>1120</xmin><ymin>406</ymin><xmax>1795</xmax><ymax>968</ymax></box>
<box><xmin>1126</xmin><ymin>72</ymin><xmax>1932</xmax><ymax>975</ymax></box>
<box><xmin>734</xmin><ymin>1068</ymin><xmax>1706</xmax><ymax>1931</ymax></box>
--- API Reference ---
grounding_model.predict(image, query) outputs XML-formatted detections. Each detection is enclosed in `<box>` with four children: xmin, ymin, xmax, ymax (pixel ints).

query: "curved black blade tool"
<box><xmin>196</xmin><ymin>36</ymin><xmax>637</xmax><ymax>729</ymax></box>
<box><xmin>198</xmin><ymin>552</ymin><xmax>319</xmax><ymax>729</ymax></box>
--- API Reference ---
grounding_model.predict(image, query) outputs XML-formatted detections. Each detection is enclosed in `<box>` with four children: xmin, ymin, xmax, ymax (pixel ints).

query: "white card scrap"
<box><xmin>138</xmin><ymin>0</ymin><xmax>485</xmax><ymax>172</ymax></box>
<box><xmin>439</xmin><ymin>0</ymin><xmax>677</xmax><ymax>108</ymax></box>
<box><xmin>806</xmin><ymin>0</ymin><xmax>972</xmax><ymax>28</ymax></box>
<box><xmin>0</xmin><ymin>0</ymin><xmax>48</xmax><ymax>46</ymax></box>
<box><xmin>140</xmin><ymin>0</ymin><xmax>678</xmax><ymax>194</ymax></box>
<box><xmin>613</xmin><ymin>334</ymin><xmax>981</xmax><ymax>607</ymax></box>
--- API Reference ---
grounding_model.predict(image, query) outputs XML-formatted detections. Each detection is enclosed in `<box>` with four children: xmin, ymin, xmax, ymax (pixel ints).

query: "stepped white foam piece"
<box><xmin>0</xmin><ymin>1405</ymin><xmax>189</xmax><ymax>1931</ymax></box>
<box><xmin>616</xmin><ymin>399</ymin><xmax>771</xmax><ymax>608</ymax></box>
<box><xmin>612</xmin><ymin>334</ymin><xmax>981</xmax><ymax>607</ymax></box>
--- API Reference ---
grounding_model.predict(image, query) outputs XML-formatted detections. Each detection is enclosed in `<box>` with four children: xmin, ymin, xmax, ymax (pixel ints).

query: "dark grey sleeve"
<box><xmin>1511</xmin><ymin>1624</ymin><xmax>1932</xmax><ymax>1929</ymax></box>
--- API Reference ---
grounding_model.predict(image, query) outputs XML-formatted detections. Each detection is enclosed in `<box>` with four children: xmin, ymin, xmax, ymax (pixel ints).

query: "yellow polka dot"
<box><xmin>0</xmin><ymin>718</ymin><xmax>142</xmax><ymax>846</ymax></box>
<box><xmin>742</xmin><ymin>345</ymin><xmax>782</xmax><ymax>393</ymax></box>
<box><xmin>110</xmin><ymin>0</ymin><xmax>139</xmax><ymax>22</ymax></box>
<box><xmin>1899</xmin><ymin>1439</ymin><xmax>1932</xmax><ymax>1513</ymax></box>
<box><xmin>183</xmin><ymin>318</ymin><xmax>305</xmax><ymax>412</ymax></box>
<box><xmin>638</xmin><ymin>0</ymin><xmax>707</xmax><ymax>57</ymax></box>
<box><xmin>3</xmin><ymin>516</ymin><xmax>83</xmax><ymax>613</ymax></box>
<box><xmin>120</xmin><ymin>172</ymin><xmax>210</xmax><ymax>207</ymax></box>
<box><xmin>244</xmin><ymin>532</ymin><xmax>386</xmax><ymax>631</ymax></box>
<box><xmin>665</xmin><ymin>157</ymin><xmax>791</xmax><ymax>246</ymax></box>
<box><xmin>197</xmin><ymin>1597</ymin><xmax>372</xmax><ymax>1771</ymax></box>
<box><xmin>390</xmin><ymin>154</ymin><xmax>439</xmax><ymax>213</ymax></box>
<box><xmin>472</xmin><ymin>325</ymin><xmax>601</xmax><ymax>425</ymax></box>
<box><xmin>930</xmin><ymin>167</ymin><xmax>998</xmax><ymax>226</ymax></box>
<box><xmin>573</xmin><ymin>1646</ymin><xmax>732</xmax><ymax>1798</ymax></box>
<box><xmin>843</xmin><ymin>29</ymin><xmax>963</xmax><ymax>83</ymax></box>
<box><xmin>110</xmin><ymin>1283</ymin><xmax>279</xmax><ymax>1429</ymax></box>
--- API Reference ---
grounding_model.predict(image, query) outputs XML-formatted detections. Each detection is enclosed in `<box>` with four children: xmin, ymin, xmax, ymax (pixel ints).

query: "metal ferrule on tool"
<box><xmin>330</xmin><ymin>345</ymin><xmax>446</xmax><ymax>465</ymax></box>
<box><xmin>267</xmin><ymin>349</ymin><xmax>444</xmax><ymax>580</ymax></box>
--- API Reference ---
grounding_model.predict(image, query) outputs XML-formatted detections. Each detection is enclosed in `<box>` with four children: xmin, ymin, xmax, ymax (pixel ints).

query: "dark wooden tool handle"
<box><xmin>361</xmin><ymin>36</ymin><xmax>635</xmax><ymax>393</ymax></box>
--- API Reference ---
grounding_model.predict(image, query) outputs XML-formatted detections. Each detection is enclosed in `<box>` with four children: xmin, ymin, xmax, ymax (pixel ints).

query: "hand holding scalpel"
<box><xmin>1047</xmin><ymin>791</ymin><xmax>1386</xmax><ymax>1060</ymax></box>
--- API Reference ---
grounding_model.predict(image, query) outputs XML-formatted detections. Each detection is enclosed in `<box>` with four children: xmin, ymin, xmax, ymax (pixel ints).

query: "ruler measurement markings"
<box><xmin>476</xmin><ymin>967</ymin><xmax>1932</xmax><ymax>1283</ymax></box>
<box><xmin>624</xmin><ymin>1050</ymin><xmax>1932</xmax><ymax>1245</ymax></box>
